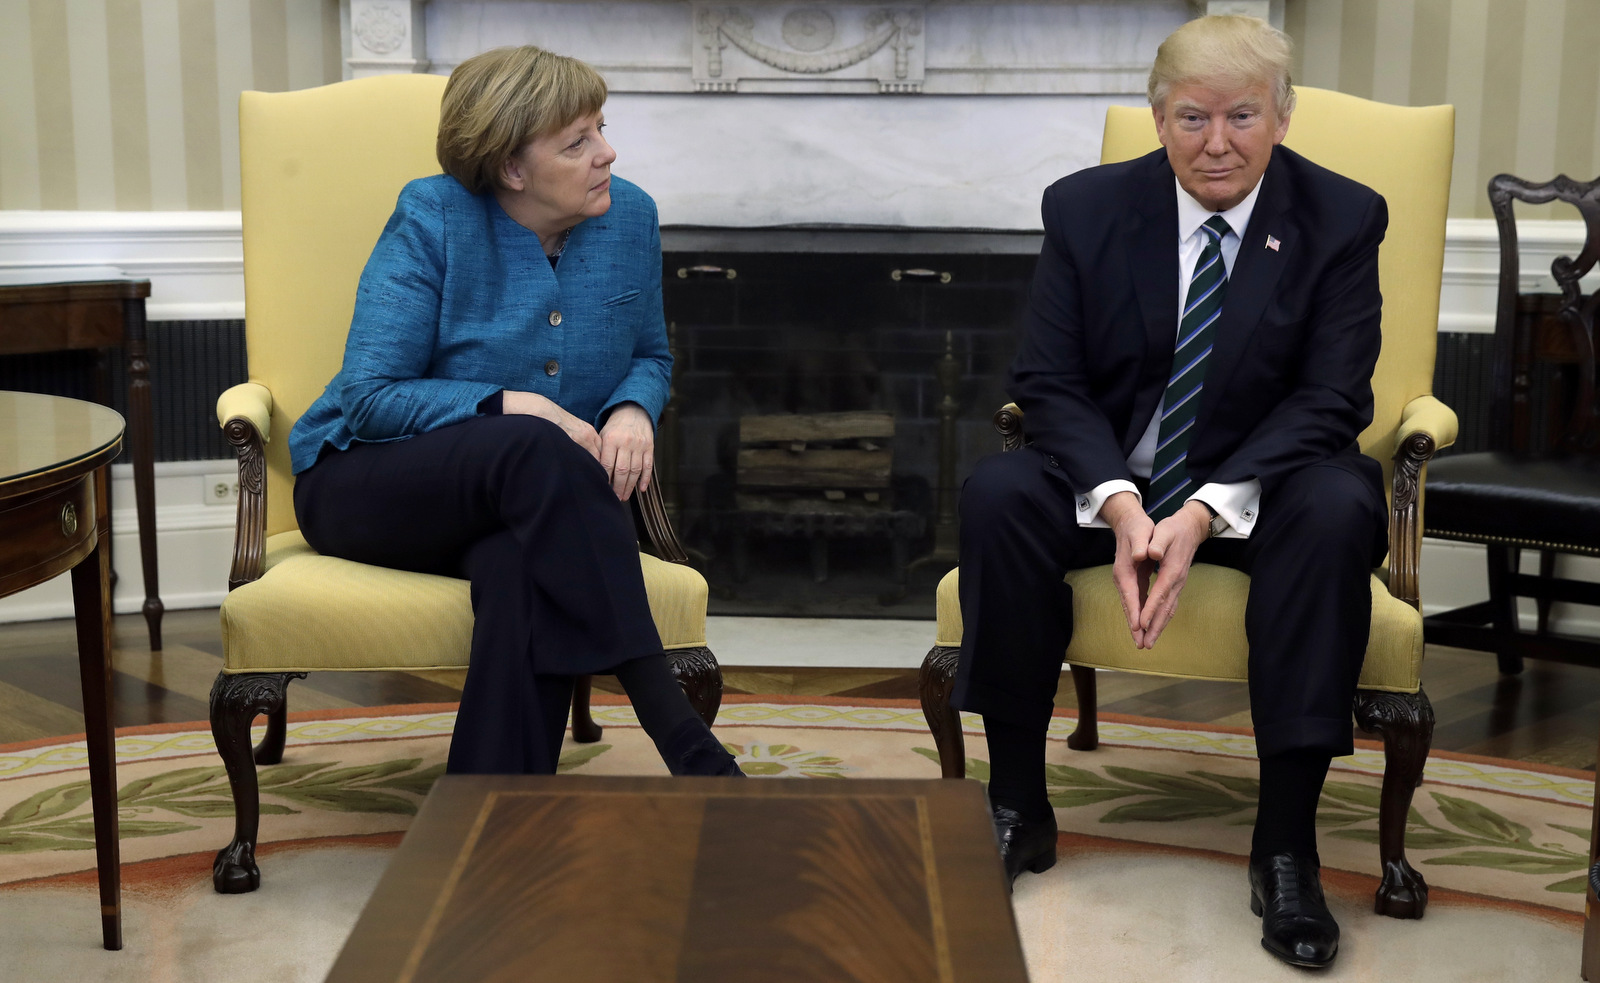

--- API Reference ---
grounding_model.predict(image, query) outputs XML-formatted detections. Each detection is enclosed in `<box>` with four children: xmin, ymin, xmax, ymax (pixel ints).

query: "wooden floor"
<box><xmin>2</xmin><ymin>608</ymin><xmax>1597</xmax><ymax>770</ymax></box>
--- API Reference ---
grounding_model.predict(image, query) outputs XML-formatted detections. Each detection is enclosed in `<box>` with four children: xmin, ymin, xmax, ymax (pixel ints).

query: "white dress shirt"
<box><xmin>1076</xmin><ymin>176</ymin><xmax>1265</xmax><ymax>537</ymax></box>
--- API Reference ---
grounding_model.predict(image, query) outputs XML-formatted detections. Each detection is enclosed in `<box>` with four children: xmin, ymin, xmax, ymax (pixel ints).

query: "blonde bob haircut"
<box><xmin>437</xmin><ymin>45</ymin><xmax>608</xmax><ymax>195</ymax></box>
<box><xmin>1147</xmin><ymin>15</ymin><xmax>1296</xmax><ymax>119</ymax></box>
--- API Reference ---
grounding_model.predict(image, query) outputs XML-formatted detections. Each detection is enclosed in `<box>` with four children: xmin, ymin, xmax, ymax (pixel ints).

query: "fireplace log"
<box><xmin>727</xmin><ymin>410</ymin><xmax>924</xmax><ymax>583</ymax></box>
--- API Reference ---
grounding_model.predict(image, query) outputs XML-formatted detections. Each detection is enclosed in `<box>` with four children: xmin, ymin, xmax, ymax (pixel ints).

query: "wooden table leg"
<box><xmin>1583</xmin><ymin>723</ymin><xmax>1600</xmax><ymax>979</ymax></box>
<box><xmin>122</xmin><ymin>297</ymin><xmax>163</xmax><ymax>650</ymax></box>
<box><xmin>91</xmin><ymin>349</ymin><xmax>119</xmax><ymax>596</ymax></box>
<box><xmin>70</xmin><ymin>466</ymin><xmax>122</xmax><ymax>950</ymax></box>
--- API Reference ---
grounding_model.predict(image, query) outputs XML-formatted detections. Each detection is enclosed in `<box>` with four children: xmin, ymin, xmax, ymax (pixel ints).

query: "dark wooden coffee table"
<box><xmin>326</xmin><ymin>776</ymin><xmax>1028</xmax><ymax>982</ymax></box>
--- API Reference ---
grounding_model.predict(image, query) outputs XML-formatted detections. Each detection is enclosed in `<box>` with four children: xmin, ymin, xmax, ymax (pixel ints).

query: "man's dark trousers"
<box><xmin>952</xmin><ymin>444</ymin><xmax>1389</xmax><ymax>758</ymax></box>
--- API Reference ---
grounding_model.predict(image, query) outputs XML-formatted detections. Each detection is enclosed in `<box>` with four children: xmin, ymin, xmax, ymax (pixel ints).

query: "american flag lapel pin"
<box><xmin>1265</xmin><ymin>234</ymin><xmax>1281</xmax><ymax>252</ymax></box>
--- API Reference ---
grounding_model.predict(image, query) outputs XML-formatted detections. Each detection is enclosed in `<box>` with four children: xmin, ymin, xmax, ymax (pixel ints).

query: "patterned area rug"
<box><xmin>0</xmin><ymin>696</ymin><xmax>1589</xmax><ymax>981</ymax></box>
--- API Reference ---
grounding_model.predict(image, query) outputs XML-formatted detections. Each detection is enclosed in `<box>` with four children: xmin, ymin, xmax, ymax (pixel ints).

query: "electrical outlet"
<box><xmin>204</xmin><ymin>472</ymin><xmax>239</xmax><ymax>506</ymax></box>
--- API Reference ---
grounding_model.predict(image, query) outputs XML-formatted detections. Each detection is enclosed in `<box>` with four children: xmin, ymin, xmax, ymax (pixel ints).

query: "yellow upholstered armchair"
<box><xmin>918</xmin><ymin>88</ymin><xmax>1457</xmax><ymax>919</ymax></box>
<box><xmin>209</xmin><ymin>75</ymin><xmax>720</xmax><ymax>894</ymax></box>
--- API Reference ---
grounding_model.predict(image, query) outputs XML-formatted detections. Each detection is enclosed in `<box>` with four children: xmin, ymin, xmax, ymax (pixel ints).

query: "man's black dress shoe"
<box><xmin>992</xmin><ymin>805</ymin><xmax>1056</xmax><ymax>890</ymax></box>
<box><xmin>1248</xmin><ymin>852</ymin><xmax>1340</xmax><ymax>969</ymax></box>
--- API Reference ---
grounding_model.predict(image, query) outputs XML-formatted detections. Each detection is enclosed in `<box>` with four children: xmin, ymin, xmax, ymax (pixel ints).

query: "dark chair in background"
<box><xmin>1423</xmin><ymin>174</ymin><xmax>1600</xmax><ymax>673</ymax></box>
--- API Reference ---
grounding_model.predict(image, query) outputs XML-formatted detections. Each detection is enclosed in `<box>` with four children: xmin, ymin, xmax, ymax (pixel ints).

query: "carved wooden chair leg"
<box><xmin>668</xmin><ymin>646</ymin><xmax>723</xmax><ymax>727</ymax></box>
<box><xmin>1066</xmin><ymin>664</ymin><xmax>1099</xmax><ymax>750</ymax></box>
<box><xmin>210</xmin><ymin>670</ymin><xmax>304</xmax><ymax>894</ymax></box>
<box><xmin>1352</xmin><ymin>687</ymin><xmax>1434</xmax><ymax>919</ymax></box>
<box><xmin>571</xmin><ymin>675</ymin><xmax>603</xmax><ymax>743</ymax></box>
<box><xmin>1486</xmin><ymin>545</ymin><xmax>1525</xmax><ymax>675</ymax></box>
<box><xmin>253</xmin><ymin>701</ymin><xmax>291</xmax><ymax>765</ymax></box>
<box><xmin>919</xmin><ymin>645</ymin><xmax>966</xmax><ymax>779</ymax></box>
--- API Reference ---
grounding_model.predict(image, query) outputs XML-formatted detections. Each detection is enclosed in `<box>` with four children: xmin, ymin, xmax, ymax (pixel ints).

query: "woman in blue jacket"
<box><xmin>289</xmin><ymin>46</ymin><xmax>742</xmax><ymax>777</ymax></box>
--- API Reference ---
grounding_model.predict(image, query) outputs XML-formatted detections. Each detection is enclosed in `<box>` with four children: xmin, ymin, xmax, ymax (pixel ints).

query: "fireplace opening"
<box><xmin>656</xmin><ymin>231</ymin><xmax>1040</xmax><ymax>618</ymax></box>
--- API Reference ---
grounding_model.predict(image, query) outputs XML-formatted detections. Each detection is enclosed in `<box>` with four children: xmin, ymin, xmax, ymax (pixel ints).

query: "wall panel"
<box><xmin>107</xmin><ymin>0</ymin><xmax>154</xmax><ymax>210</ymax></box>
<box><xmin>0</xmin><ymin>1</ymin><xmax>42</xmax><ymax>209</ymax></box>
<box><xmin>143</xmin><ymin>0</ymin><xmax>190</xmax><ymax>211</ymax></box>
<box><xmin>1287</xmin><ymin>0</ymin><xmax>1598</xmax><ymax>219</ymax></box>
<box><xmin>65</xmin><ymin>0</ymin><xmax>117</xmax><ymax>210</ymax></box>
<box><xmin>30</xmin><ymin>0</ymin><xmax>79</xmax><ymax>210</ymax></box>
<box><xmin>0</xmin><ymin>0</ymin><xmax>339</xmax><ymax>212</ymax></box>
<box><xmin>0</xmin><ymin>2</ymin><xmax>1595</xmax><ymax>219</ymax></box>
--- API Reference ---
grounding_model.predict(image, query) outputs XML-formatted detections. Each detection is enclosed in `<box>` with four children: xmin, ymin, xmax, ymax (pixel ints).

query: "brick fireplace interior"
<box><xmin>658</xmin><ymin>229</ymin><xmax>1038</xmax><ymax>617</ymax></box>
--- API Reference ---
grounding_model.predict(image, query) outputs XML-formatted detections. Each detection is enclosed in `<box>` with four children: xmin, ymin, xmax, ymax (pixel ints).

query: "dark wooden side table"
<box><xmin>0</xmin><ymin>391</ymin><xmax>125</xmax><ymax>950</ymax></box>
<box><xmin>0</xmin><ymin>278</ymin><xmax>163</xmax><ymax>649</ymax></box>
<box><xmin>327</xmin><ymin>775</ymin><xmax>1028</xmax><ymax>982</ymax></box>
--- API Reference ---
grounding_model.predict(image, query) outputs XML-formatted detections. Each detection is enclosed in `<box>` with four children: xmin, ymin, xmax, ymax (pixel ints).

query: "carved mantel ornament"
<box><xmin>692</xmin><ymin>4</ymin><xmax>926</xmax><ymax>93</ymax></box>
<box><xmin>352</xmin><ymin>1</ymin><xmax>409</xmax><ymax>55</ymax></box>
<box><xmin>346</xmin><ymin>0</ymin><xmax>429</xmax><ymax>78</ymax></box>
<box><xmin>357</xmin><ymin>0</ymin><xmax>1196</xmax><ymax>96</ymax></box>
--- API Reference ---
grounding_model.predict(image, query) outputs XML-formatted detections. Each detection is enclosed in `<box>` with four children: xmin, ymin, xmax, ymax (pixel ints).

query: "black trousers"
<box><xmin>952</xmin><ymin>446</ymin><xmax>1388</xmax><ymax>757</ymax></box>
<box><xmin>294</xmin><ymin>415</ymin><xmax>664</xmax><ymax>775</ymax></box>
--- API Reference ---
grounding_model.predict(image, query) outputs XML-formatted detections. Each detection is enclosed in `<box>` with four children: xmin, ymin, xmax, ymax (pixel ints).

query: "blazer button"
<box><xmin>548</xmin><ymin>310</ymin><xmax>562</xmax><ymax>326</ymax></box>
<box><xmin>545</xmin><ymin>360</ymin><xmax>560</xmax><ymax>376</ymax></box>
<box><xmin>1047</xmin><ymin>456</ymin><xmax>1059</xmax><ymax>468</ymax></box>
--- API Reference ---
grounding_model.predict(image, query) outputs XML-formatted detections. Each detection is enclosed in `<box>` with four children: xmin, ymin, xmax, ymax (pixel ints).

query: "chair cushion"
<box><xmin>933</xmin><ymin>563</ymin><xmax>1421</xmax><ymax>692</ymax></box>
<box><xmin>1425</xmin><ymin>452</ymin><xmax>1600</xmax><ymax>555</ymax></box>
<box><xmin>219</xmin><ymin>531</ymin><xmax>708</xmax><ymax>673</ymax></box>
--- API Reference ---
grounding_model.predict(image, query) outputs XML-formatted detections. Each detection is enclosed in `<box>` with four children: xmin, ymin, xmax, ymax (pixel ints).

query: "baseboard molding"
<box><xmin>1436</xmin><ymin>219</ymin><xmax>1599</xmax><ymax>333</ymax></box>
<box><xmin>1419</xmin><ymin>537</ymin><xmax>1600</xmax><ymax>638</ymax></box>
<box><xmin>4</xmin><ymin>469</ymin><xmax>1594</xmax><ymax>648</ymax></box>
<box><xmin>0</xmin><ymin>211</ymin><xmax>242</xmax><ymax>321</ymax></box>
<box><xmin>0</xmin><ymin>211</ymin><xmax>1592</xmax><ymax>331</ymax></box>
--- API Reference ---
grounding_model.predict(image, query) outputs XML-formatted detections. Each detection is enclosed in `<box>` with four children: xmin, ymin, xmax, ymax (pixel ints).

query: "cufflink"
<box><xmin>1242</xmin><ymin>508</ymin><xmax>1255</xmax><ymax>520</ymax></box>
<box><xmin>1078</xmin><ymin>497</ymin><xmax>1089</xmax><ymax>512</ymax></box>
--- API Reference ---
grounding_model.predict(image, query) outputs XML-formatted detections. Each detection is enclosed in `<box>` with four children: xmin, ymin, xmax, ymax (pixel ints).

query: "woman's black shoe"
<box><xmin>662</xmin><ymin>718</ymin><xmax>745</xmax><ymax>777</ymax></box>
<box><xmin>992</xmin><ymin>805</ymin><xmax>1057</xmax><ymax>890</ymax></box>
<box><xmin>1248</xmin><ymin>852</ymin><xmax>1340</xmax><ymax>969</ymax></box>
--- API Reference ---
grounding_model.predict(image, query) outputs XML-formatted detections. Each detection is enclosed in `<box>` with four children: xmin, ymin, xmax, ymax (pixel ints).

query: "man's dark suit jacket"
<box><xmin>1009</xmin><ymin>145</ymin><xmax>1388</xmax><ymax>503</ymax></box>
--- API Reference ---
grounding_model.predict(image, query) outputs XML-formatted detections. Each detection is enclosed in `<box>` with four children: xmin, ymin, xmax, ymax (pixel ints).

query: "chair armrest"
<box><xmin>1387</xmin><ymin>394</ymin><xmax>1458</xmax><ymax>609</ymax></box>
<box><xmin>636</xmin><ymin>471</ymin><xmax>690</xmax><ymax>564</ymax></box>
<box><xmin>995</xmin><ymin>403</ymin><xmax>1025</xmax><ymax>451</ymax></box>
<box><xmin>216</xmin><ymin>383</ymin><xmax>272</xmax><ymax>438</ymax></box>
<box><xmin>1397</xmin><ymin>394</ymin><xmax>1458</xmax><ymax>453</ymax></box>
<box><xmin>216</xmin><ymin>383</ymin><xmax>272</xmax><ymax>590</ymax></box>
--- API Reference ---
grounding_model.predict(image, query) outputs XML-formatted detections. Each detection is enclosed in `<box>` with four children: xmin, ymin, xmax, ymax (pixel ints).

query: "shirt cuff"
<box><xmin>1188</xmin><ymin>480</ymin><xmax>1261</xmax><ymax>538</ymax></box>
<box><xmin>1077</xmin><ymin>479</ymin><xmax>1141</xmax><ymax>528</ymax></box>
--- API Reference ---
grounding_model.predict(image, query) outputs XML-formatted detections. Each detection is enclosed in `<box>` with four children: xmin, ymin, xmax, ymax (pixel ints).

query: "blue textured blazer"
<box><xmin>289</xmin><ymin>173</ymin><xmax>671</xmax><ymax>473</ymax></box>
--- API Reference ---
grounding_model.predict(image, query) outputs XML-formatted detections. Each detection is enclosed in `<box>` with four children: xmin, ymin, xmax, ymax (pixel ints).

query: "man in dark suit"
<box><xmin>953</xmin><ymin>15</ymin><xmax>1388</xmax><ymax>970</ymax></box>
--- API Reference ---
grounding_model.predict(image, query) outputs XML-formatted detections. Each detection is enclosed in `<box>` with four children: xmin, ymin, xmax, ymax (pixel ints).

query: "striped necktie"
<box><xmin>1147</xmin><ymin>214</ymin><xmax>1231</xmax><ymax>522</ymax></box>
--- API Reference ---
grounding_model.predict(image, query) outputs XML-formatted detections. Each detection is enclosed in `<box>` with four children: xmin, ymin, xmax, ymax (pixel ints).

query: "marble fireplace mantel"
<box><xmin>343</xmin><ymin>1</ymin><xmax>1284</xmax><ymax>91</ymax></box>
<box><xmin>340</xmin><ymin>0</ymin><xmax>1278</xmax><ymax>229</ymax></box>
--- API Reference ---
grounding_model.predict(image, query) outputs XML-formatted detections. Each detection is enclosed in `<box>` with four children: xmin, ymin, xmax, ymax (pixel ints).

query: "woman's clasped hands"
<box><xmin>503</xmin><ymin>391</ymin><xmax>653</xmax><ymax>501</ymax></box>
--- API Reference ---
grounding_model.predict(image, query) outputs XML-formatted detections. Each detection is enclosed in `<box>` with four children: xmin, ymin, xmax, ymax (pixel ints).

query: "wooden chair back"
<box><xmin>1486</xmin><ymin>175</ymin><xmax>1600</xmax><ymax>459</ymax></box>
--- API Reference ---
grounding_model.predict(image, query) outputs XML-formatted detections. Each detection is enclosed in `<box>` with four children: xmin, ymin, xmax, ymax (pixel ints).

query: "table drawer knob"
<box><xmin>61</xmin><ymin>502</ymin><xmax>78</xmax><ymax>537</ymax></box>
